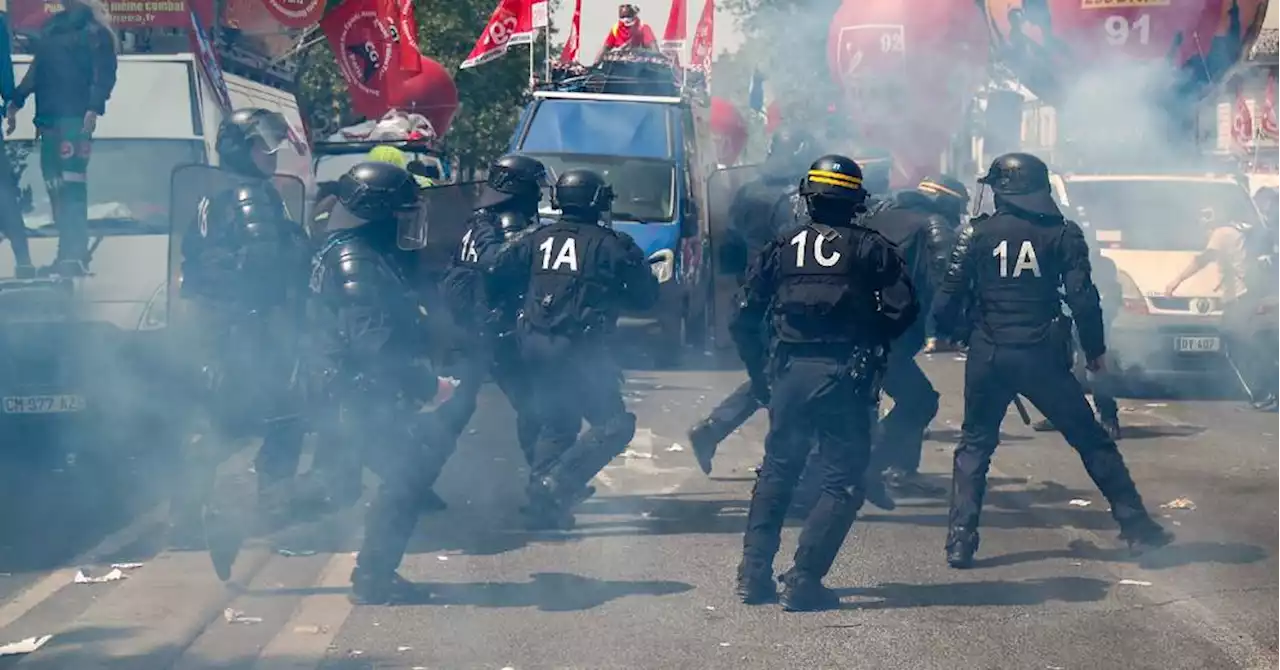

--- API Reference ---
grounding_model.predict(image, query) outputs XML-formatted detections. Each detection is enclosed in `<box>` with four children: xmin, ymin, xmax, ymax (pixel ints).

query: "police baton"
<box><xmin>1012</xmin><ymin>395</ymin><xmax>1032</xmax><ymax>425</ymax></box>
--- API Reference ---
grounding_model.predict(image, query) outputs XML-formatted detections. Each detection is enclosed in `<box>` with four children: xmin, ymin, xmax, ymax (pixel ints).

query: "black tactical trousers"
<box><xmin>424</xmin><ymin>334</ymin><xmax>541</xmax><ymax>483</ymax></box>
<box><xmin>253</xmin><ymin>418</ymin><xmax>307</xmax><ymax>489</ymax></box>
<box><xmin>348</xmin><ymin>400</ymin><xmax>431</xmax><ymax>579</ymax></box>
<box><xmin>696</xmin><ymin>379</ymin><xmax>762</xmax><ymax>455</ymax></box>
<box><xmin>524</xmin><ymin>332</ymin><xmax>636</xmax><ymax>495</ymax></box>
<box><xmin>743</xmin><ymin>351</ymin><xmax>872</xmax><ymax>581</ymax></box>
<box><xmin>871</xmin><ymin>348</ymin><xmax>940</xmax><ymax>474</ymax></box>
<box><xmin>0</xmin><ymin>137</ymin><xmax>30</xmax><ymax>267</ymax></box>
<box><xmin>948</xmin><ymin>336</ymin><xmax>1155</xmax><ymax>546</ymax></box>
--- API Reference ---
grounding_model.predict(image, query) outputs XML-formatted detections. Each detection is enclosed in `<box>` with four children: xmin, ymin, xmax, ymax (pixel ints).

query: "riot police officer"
<box><xmin>687</xmin><ymin>128</ymin><xmax>814</xmax><ymax>473</ymax></box>
<box><xmin>932</xmin><ymin>152</ymin><xmax>1173</xmax><ymax>569</ymax></box>
<box><xmin>173</xmin><ymin>108</ymin><xmax>310</xmax><ymax>558</ymax></box>
<box><xmin>858</xmin><ymin>176</ymin><xmax>967</xmax><ymax>487</ymax></box>
<box><xmin>732</xmin><ymin>155</ymin><xmax>918</xmax><ymax>611</ymax></box>
<box><xmin>490</xmin><ymin>168</ymin><xmax>659</xmax><ymax>530</ymax></box>
<box><xmin>311</xmin><ymin>161</ymin><xmax>455</xmax><ymax>604</ymax></box>
<box><xmin>428</xmin><ymin>154</ymin><xmax>549</xmax><ymax>498</ymax></box>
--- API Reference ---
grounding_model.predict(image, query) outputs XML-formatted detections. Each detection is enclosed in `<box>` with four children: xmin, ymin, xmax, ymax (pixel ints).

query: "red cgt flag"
<box><xmin>320</xmin><ymin>0</ymin><xmax>414</xmax><ymax>119</ymax></box>
<box><xmin>1232</xmin><ymin>84</ymin><xmax>1254</xmax><ymax>151</ymax></box>
<box><xmin>559</xmin><ymin>0</ymin><xmax>582</xmax><ymax>63</ymax></box>
<box><xmin>689</xmin><ymin>0</ymin><xmax>714</xmax><ymax>74</ymax></box>
<box><xmin>1262</xmin><ymin>74</ymin><xmax>1278</xmax><ymax>140</ymax></box>
<box><xmin>461</xmin><ymin>0</ymin><xmax>538</xmax><ymax>69</ymax></box>
<box><xmin>377</xmin><ymin>0</ymin><xmax>423</xmax><ymax>74</ymax></box>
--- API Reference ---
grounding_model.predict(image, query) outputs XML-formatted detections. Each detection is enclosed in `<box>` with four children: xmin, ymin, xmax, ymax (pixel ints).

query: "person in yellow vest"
<box><xmin>367</xmin><ymin>145</ymin><xmax>435</xmax><ymax>188</ymax></box>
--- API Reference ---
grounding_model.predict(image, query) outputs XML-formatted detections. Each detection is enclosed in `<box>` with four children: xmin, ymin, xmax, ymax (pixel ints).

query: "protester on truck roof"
<box><xmin>4</xmin><ymin>0</ymin><xmax>118</xmax><ymax>277</ymax></box>
<box><xmin>597</xmin><ymin>3</ymin><xmax>657</xmax><ymax>61</ymax></box>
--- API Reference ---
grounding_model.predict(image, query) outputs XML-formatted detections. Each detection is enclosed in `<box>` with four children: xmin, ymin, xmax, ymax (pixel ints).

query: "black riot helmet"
<box><xmin>216</xmin><ymin>108</ymin><xmax>294</xmax><ymax>178</ymax></box>
<box><xmin>763</xmin><ymin>128</ymin><xmax>815</xmax><ymax>179</ymax></box>
<box><xmin>337</xmin><ymin>162</ymin><xmax>420</xmax><ymax>221</ymax></box>
<box><xmin>799</xmin><ymin>154</ymin><xmax>866</xmax><ymax>224</ymax></box>
<box><xmin>917</xmin><ymin>175</ymin><xmax>971</xmax><ymax>219</ymax></box>
<box><xmin>979</xmin><ymin>152</ymin><xmax>1061</xmax><ymax>218</ymax></box>
<box><xmin>551</xmin><ymin>169</ymin><xmax>614</xmax><ymax>220</ymax></box>
<box><xmin>475</xmin><ymin>153</ymin><xmax>549</xmax><ymax>211</ymax></box>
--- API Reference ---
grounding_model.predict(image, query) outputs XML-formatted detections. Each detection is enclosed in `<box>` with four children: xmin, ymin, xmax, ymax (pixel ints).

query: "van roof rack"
<box><xmin>537</xmin><ymin>52</ymin><xmax>707</xmax><ymax>102</ymax></box>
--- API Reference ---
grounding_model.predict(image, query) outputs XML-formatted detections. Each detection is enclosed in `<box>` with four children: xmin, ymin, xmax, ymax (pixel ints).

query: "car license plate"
<box><xmin>1175</xmin><ymin>336</ymin><xmax>1220</xmax><ymax>353</ymax></box>
<box><xmin>3</xmin><ymin>394</ymin><xmax>86</xmax><ymax>414</ymax></box>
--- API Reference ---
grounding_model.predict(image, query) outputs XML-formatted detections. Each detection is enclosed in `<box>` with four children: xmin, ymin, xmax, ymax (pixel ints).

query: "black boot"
<box><xmin>945</xmin><ymin>527</ymin><xmax>979</xmax><ymax>569</ymax></box>
<box><xmin>687</xmin><ymin>420</ymin><xmax>720</xmax><ymax>475</ymax></box>
<box><xmin>520</xmin><ymin>477</ymin><xmax>576</xmax><ymax>531</ymax></box>
<box><xmin>1120</xmin><ymin>518</ymin><xmax>1175</xmax><ymax>556</ymax></box>
<box><xmin>863</xmin><ymin>470</ymin><xmax>896</xmax><ymax>511</ymax></box>
<box><xmin>349</xmin><ymin>568</ymin><xmax>426</xmax><ymax>605</ymax></box>
<box><xmin>777</xmin><ymin>569</ymin><xmax>839</xmax><ymax>612</ymax></box>
<box><xmin>734</xmin><ymin>562</ymin><xmax>777</xmax><ymax>605</ymax></box>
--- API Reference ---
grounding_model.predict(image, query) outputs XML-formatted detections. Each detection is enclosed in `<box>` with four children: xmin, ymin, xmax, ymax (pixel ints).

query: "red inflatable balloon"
<box><xmin>709</xmin><ymin>97</ymin><xmax>748</xmax><ymax>165</ymax></box>
<box><xmin>826</xmin><ymin>0</ymin><xmax>988</xmax><ymax>187</ymax></box>
<box><xmin>982</xmin><ymin>0</ymin><xmax>1266</xmax><ymax>103</ymax></box>
<box><xmin>387</xmin><ymin>56</ymin><xmax>460</xmax><ymax>137</ymax></box>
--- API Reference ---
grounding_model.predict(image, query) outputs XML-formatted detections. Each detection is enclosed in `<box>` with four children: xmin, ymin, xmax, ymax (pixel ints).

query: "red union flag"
<box><xmin>835</xmin><ymin>24</ymin><xmax>906</xmax><ymax>85</ymax></box>
<box><xmin>663</xmin><ymin>0</ymin><xmax>687</xmax><ymax>48</ymax></box>
<box><xmin>460</xmin><ymin>0</ymin><xmax>538</xmax><ymax>69</ymax></box>
<box><xmin>321</xmin><ymin>0</ymin><xmax>396</xmax><ymax>119</ymax></box>
<box><xmin>688</xmin><ymin>0</ymin><xmax>714</xmax><ymax>73</ymax></box>
<box><xmin>559</xmin><ymin>0</ymin><xmax>582</xmax><ymax>63</ymax></box>
<box><xmin>377</xmin><ymin>0</ymin><xmax>422</xmax><ymax>73</ymax></box>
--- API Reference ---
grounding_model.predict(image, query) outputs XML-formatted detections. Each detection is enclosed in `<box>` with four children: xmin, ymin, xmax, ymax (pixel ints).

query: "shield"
<box><xmin>705</xmin><ymin>164</ymin><xmax>763</xmax><ymax>353</ymax></box>
<box><xmin>410</xmin><ymin>180</ymin><xmax>485</xmax><ymax>280</ymax></box>
<box><xmin>167</xmin><ymin>164</ymin><xmax>307</xmax><ymax>332</ymax></box>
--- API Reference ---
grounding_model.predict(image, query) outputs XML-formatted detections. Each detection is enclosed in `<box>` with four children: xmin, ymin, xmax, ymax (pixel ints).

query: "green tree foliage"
<box><xmin>296</xmin><ymin>0</ymin><xmax>558</xmax><ymax>173</ymax></box>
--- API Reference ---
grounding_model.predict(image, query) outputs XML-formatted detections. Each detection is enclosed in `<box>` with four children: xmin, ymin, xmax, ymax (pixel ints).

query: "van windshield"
<box><xmin>6</xmin><ymin>139</ymin><xmax>206</xmax><ymax>236</ymax></box>
<box><xmin>527</xmin><ymin>153</ymin><xmax>676</xmax><ymax>223</ymax></box>
<box><xmin>1063</xmin><ymin>179</ymin><xmax>1260</xmax><ymax>252</ymax></box>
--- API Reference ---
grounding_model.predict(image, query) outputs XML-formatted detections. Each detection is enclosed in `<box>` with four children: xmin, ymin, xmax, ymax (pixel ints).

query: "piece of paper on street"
<box><xmin>74</xmin><ymin>568</ymin><xmax>126</xmax><ymax>584</ymax></box>
<box><xmin>0</xmin><ymin>635</ymin><xmax>52</xmax><ymax>657</ymax></box>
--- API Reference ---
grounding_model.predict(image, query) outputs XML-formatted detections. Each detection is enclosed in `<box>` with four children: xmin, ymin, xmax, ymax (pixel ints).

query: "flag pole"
<box><xmin>528</xmin><ymin>34</ymin><xmax>536</xmax><ymax>91</ymax></box>
<box><xmin>544</xmin><ymin>25</ymin><xmax>551</xmax><ymax>81</ymax></box>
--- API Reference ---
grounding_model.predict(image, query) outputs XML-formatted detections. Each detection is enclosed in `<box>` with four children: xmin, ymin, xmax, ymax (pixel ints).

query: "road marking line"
<box><xmin>0</xmin><ymin>501</ymin><xmax>167</xmax><ymax>632</ymax></box>
<box><xmin>253</xmin><ymin>552</ymin><xmax>357</xmax><ymax>670</ymax></box>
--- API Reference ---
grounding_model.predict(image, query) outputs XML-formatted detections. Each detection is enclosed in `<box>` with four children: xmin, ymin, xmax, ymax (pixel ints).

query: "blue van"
<box><xmin>507</xmin><ymin>79</ymin><xmax>714</xmax><ymax>366</ymax></box>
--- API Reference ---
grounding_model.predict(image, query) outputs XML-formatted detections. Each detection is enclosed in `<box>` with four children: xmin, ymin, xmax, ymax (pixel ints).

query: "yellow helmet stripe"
<box><xmin>919</xmin><ymin>180</ymin><xmax>965</xmax><ymax>200</ymax></box>
<box><xmin>807</xmin><ymin>169</ymin><xmax>862</xmax><ymax>188</ymax></box>
<box><xmin>807</xmin><ymin>175</ymin><xmax>862</xmax><ymax>190</ymax></box>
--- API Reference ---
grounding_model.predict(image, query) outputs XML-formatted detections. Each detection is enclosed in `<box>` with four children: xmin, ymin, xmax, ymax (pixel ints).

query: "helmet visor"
<box><xmin>247</xmin><ymin>111</ymin><xmax>293</xmax><ymax>155</ymax></box>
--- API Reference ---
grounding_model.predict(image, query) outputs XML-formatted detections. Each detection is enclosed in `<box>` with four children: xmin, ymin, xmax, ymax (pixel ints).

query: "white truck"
<box><xmin>0</xmin><ymin>53</ymin><xmax>307</xmax><ymax>437</ymax></box>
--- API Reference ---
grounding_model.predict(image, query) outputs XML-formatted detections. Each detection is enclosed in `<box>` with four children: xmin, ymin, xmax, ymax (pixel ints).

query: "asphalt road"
<box><xmin>0</xmin><ymin>353</ymin><xmax>1275</xmax><ymax>669</ymax></box>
